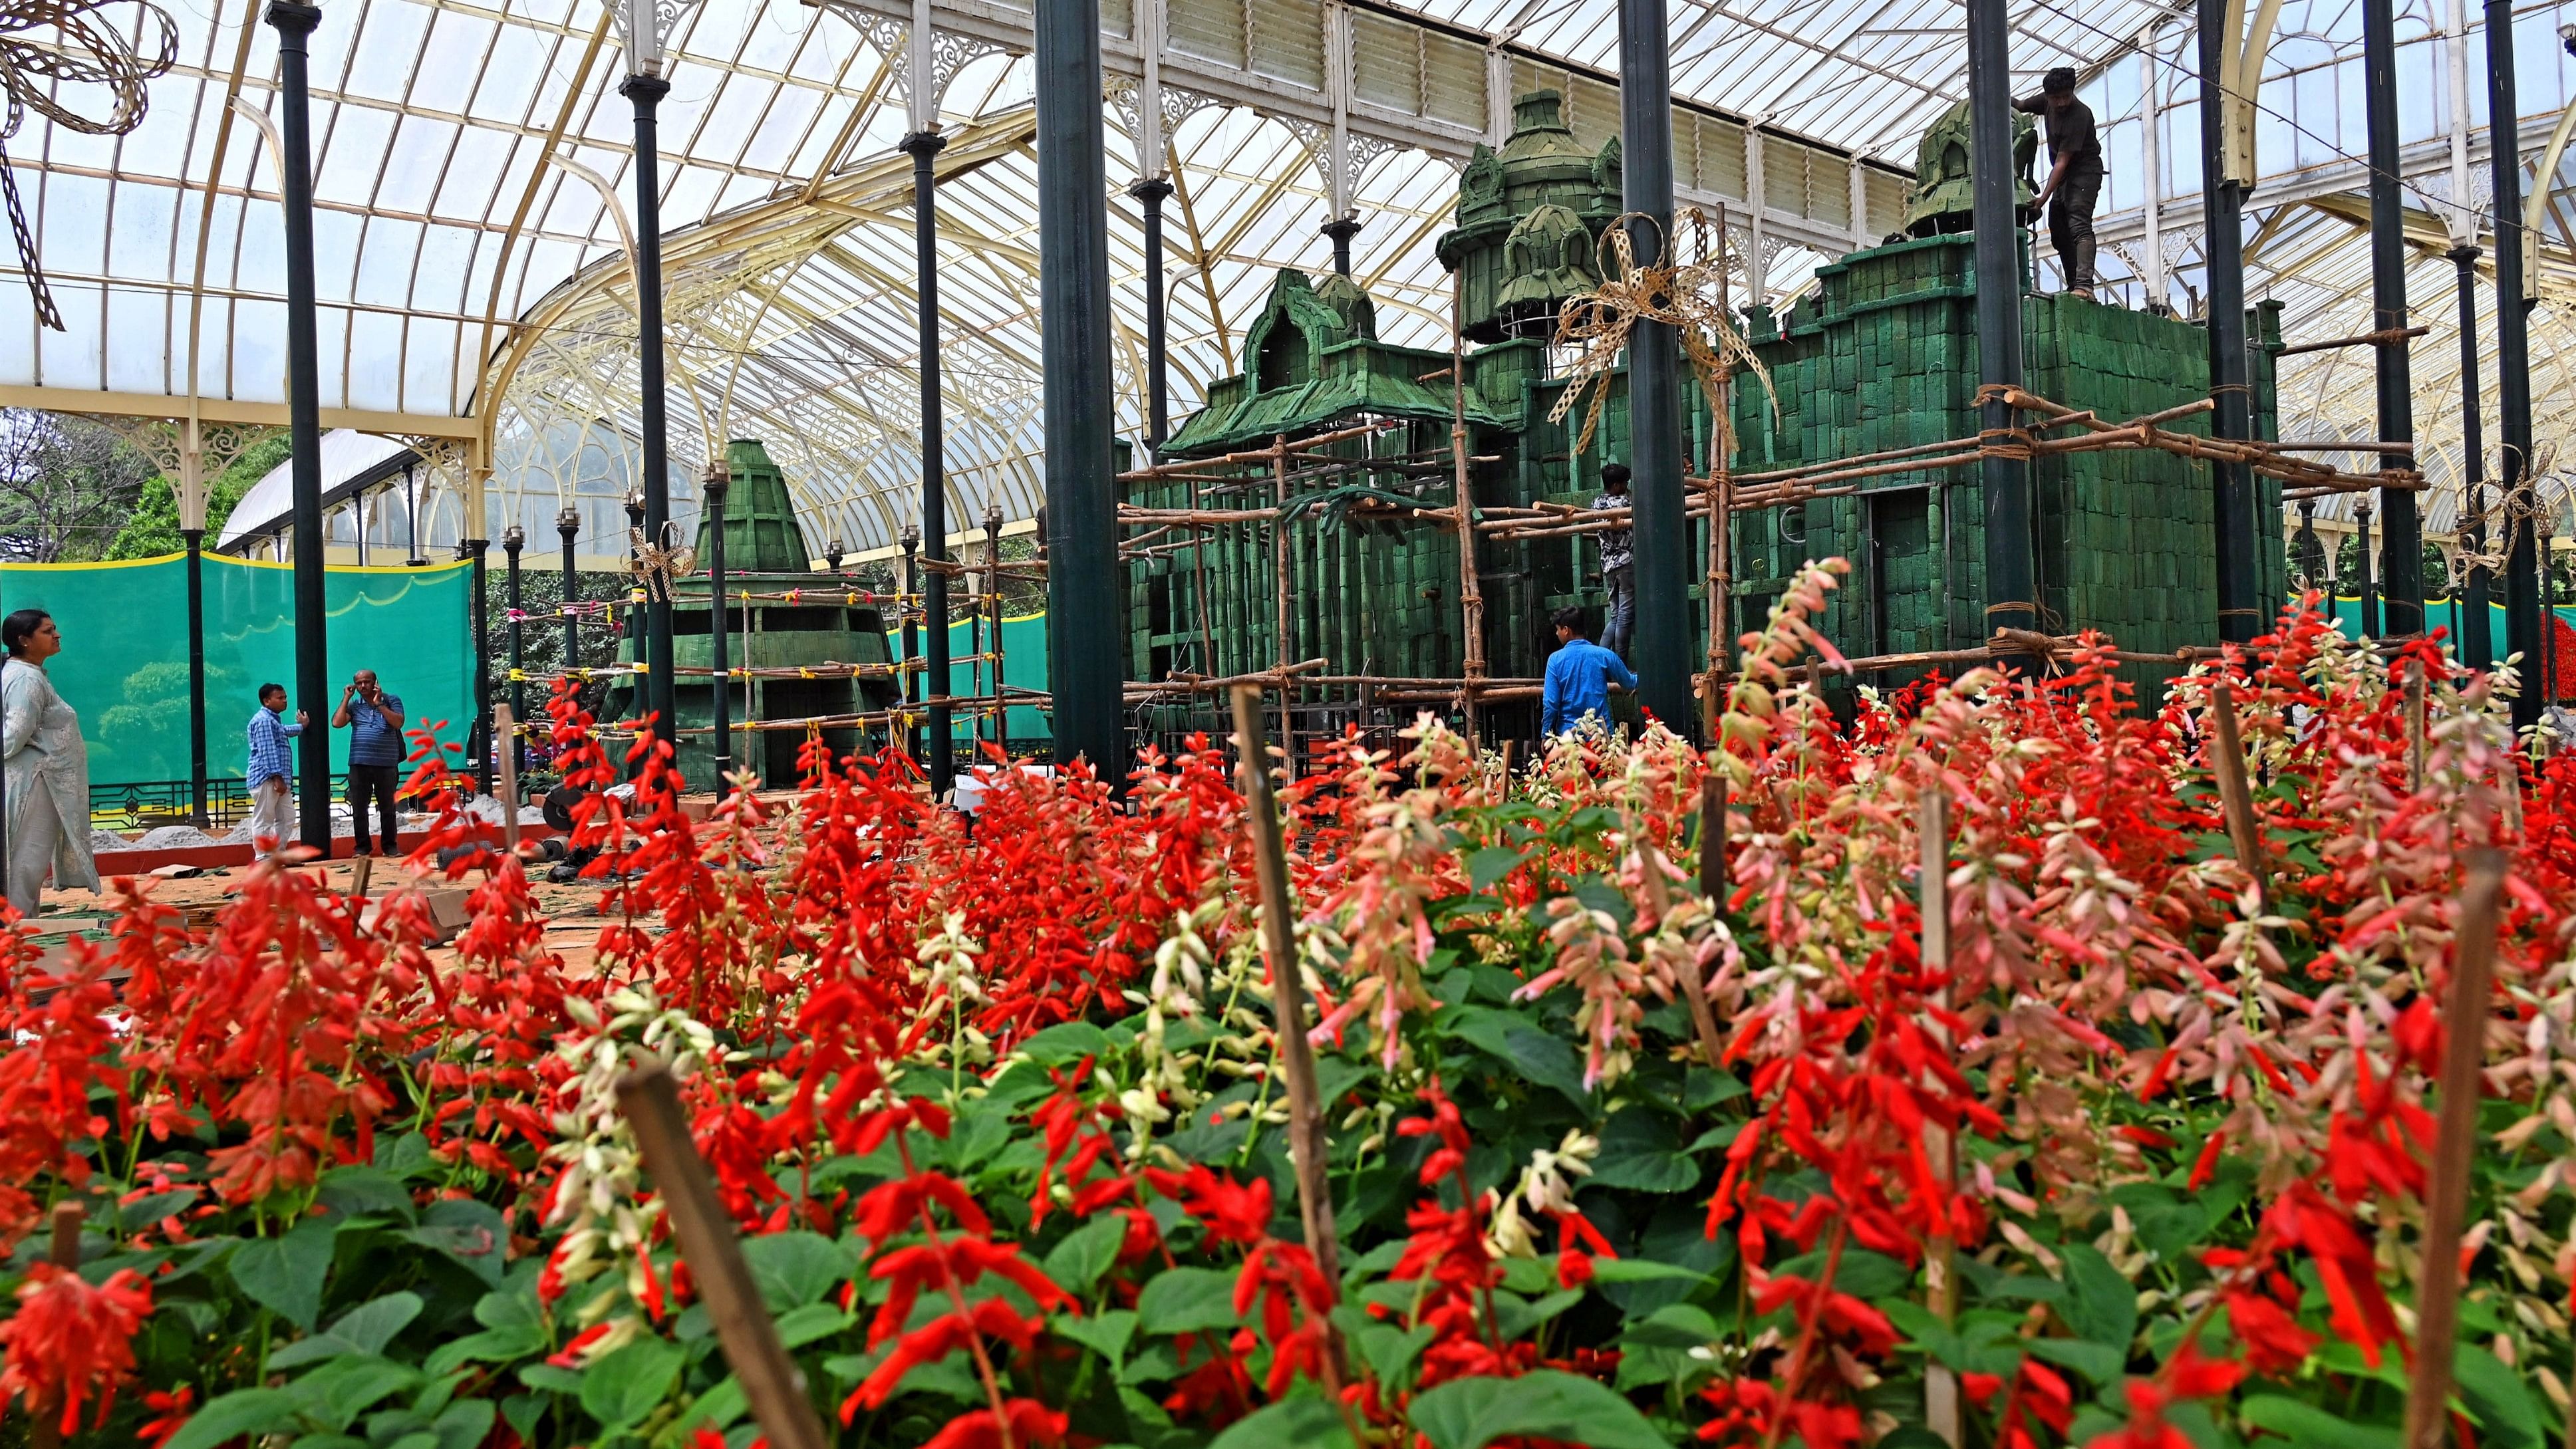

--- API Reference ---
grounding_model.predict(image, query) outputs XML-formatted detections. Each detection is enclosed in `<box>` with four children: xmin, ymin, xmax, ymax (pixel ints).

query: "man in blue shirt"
<box><xmin>1542</xmin><ymin>606</ymin><xmax>1638</xmax><ymax>738</ymax></box>
<box><xmin>245</xmin><ymin>683</ymin><xmax>307</xmax><ymax>857</ymax></box>
<box><xmin>333</xmin><ymin>669</ymin><xmax>407</xmax><ymax>857</ymax></box>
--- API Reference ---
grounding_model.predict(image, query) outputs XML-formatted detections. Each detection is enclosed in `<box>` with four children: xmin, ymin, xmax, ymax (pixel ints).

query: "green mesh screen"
<box><xmin>0</xmin><ymin>553</ymin><xmax>474</xmax><ymax>785</ymax></box>
<box><xmin>891</xmin><ymin>610</ymin><xmax>1050</xmax><ymax>745</ymax></box>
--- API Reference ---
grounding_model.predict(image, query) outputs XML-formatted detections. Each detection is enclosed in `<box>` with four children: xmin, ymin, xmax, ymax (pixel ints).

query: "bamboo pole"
<box><xmin>1272</xmin><ymin>436</ymin><xmax>1296</xmax><ymax>777</ymax></box>
<box><xmin>1451</xmin><ymin>270</ymin><xmax>1487</xmax><ymax>742</ymax></box>
<box><xmin>2406</xmin><ymin>657</ymin><xmax>2428</xmax><ymax>789</ymax></box>
<box><xmin>617</xmin><ymin>1065</ymin><xmax>831</xmax><ymax>1449</ymax></box>
<box><xmin>2207</xmin><ymin>682</ymin><xmax>2269</xmax><ymax>902</ymax></box>
<box><xmin>1918</xmin><ymin>788</ymin><xmax>1961</xmax><ymax>1448</ymax></box>
<box><xmin>2400</xmin><ymin>847</ymin><xmax>2507</xmax><ymax>1449</ymax></box>
<box><xmin>27</xmin><ymin>1201</ymin><xmax>82</xmax><ymax>1449</ymax></box>
<box><xmin>1228</xmin><ymin>684</ymin><xmax>1343</xmax><ymax>1290</ymax></box>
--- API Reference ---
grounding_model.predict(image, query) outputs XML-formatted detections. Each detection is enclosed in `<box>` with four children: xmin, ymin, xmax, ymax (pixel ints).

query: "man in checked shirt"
<box><xmin>1592</xmin><ymin>461</ymin><xmax>1635</xmax><ymax>660</ymax></box>
<box><xmin>245</xmin><ymin>682</ymin><xmax>309</xmax><ymax>858</ymax></box>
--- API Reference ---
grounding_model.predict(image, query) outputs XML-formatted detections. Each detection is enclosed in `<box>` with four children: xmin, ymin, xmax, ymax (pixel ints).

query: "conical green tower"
<box><xmin>700</xmin><ymin>439</ymin><xmax>811</xmax><ymax>569</ymax></box>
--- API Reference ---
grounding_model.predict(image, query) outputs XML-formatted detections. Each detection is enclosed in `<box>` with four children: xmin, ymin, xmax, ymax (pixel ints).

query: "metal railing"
<box><xmin>87</xmin><ymin>777</ymin><xmax>348</xmax><ymax>833</ymax></box>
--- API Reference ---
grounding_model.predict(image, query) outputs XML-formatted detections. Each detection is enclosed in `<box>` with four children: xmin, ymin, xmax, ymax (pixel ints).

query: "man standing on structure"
<box><xmin>334</xmin><ymin>668</ymin><xmax>406</xmax><ymax>858</ymax></box>
<box><xmin>2017</xmin><ymin>66</ymin><xmax>2102</xmax><ymax>300</ymax></box>
<box><xmin>1542</xmin><ymin>606</ymin><xmax>1638</xmax><ymax>739</ymax></box>
<box><xmin>1592</xmin><ymin>463</ymin><xmax>1636</xmax><ymax>658</ymax></box>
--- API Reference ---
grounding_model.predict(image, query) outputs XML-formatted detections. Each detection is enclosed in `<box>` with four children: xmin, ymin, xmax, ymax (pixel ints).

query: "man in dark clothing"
<box><xmin>333</xmin><ymin>668</ymin><xmax>406</xmax><ymax>857</ymax></box>
<box><xmin>2016</xmin><ymin>66</ymin><xmax>2102</xmax><ymax>299</ymax></box>
<box><xmin>1592</xmin><ymin>462</ymin><xmax>1635</xmax><ymax>660</ymax></box>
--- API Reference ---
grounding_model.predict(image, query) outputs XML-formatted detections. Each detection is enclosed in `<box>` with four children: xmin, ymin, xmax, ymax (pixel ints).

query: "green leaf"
<box><xmin>1410</xmin><ymin>1369</ymin><xmax>1666</xmax><ymax>1449</ymax></box>
<box><xmin>232</xmin><ymin>1216</ymin><xmax>341</xmax><ymax>1331</ymax></box>
<box><xmin>405</xmin><ymin>1200</ymin><xmax>506</xmax><ymax>1285</ymax></box>
<box><xmin>430</xmin><ymin>1398</ymin><xmax>496</xmax><ymax>1449</ymax></box>
<box><xmin>1586</xmin><ymin>1258</ymin><xmax>1716</xmax><ymax>1288</ymax></box>
<box><xmin>2025</xmin><ymin>1337</ymin><xmax>2128</xmax><ymax>1385</ymax></box>
<box><xmin>739</xmin><ymin>1231</ymin><xmax>849</xmax><ymax>1311</ymax></box>
<box><xmin>1054</xmin><ymin>1308</ymin><xmax>1139</xmax><ymax>1367</ymax></box>
<box><xmin>774</xmin><ymin>1302</ymin><xmax>853</xmax><ymax>1350</ymax></box>
<box><xmin>1443</xmin><ymin>1007</ymin><xmax>1590</xmax><ymax>1107</ymax></box>
<box><xmin>1135</xmin><ymin>1267</ymin><xmax>1241</xmax><ymax>1336</ymax></box>
<box><xmin>316</xmin><ymin>1167</ymin><xmax>416</xmax><ymax>1225</ymax></box>
<box><xmin>1467</xmin><ymin>845</ymin><xmax>1528</xmax><ymax>894</ymax></box>
<box><xmin>117</xmin><ymin>1188</ymin><xmax>200</xmax><ymax>1232</ymax></box>
<box><xmin>679</xmin><ymin>1376</ymin><xmax>748</xmax><ymax>1436</ymax></box>
<box><xmin>287</xmin><ymin>1356</ymin><xmax>421</xmax><ymax>1432</ymax></box>
<box><xmin>1620</xmin><ymin>1303</ymin><xmax>1723</xmax><ymax>1351</ymax></box>
<box><xmin>420</xmin><ymin>1324</ymin><xmax>547</xmax><ymax>1379</ymax></box>
<box><xmin>2237</xmin><ymin>1395</ymin><xmax>2398</xmax><ymax>1448</ymax></box>
<box><xmin>1334</xmin><ymin>1307</ymin><xmax>1433</xmax><ymax>1390</ymax></box>
<box><xmin>162</xmin><ymin>1388</ymin><xmax>303</xmax><ymax>1449</ymax></box>
<box><xmin>1683</xmin><ymin>1067</ymin><xmax>1747</xmax><ymax>1109</ymax></box>
<box><xmin>1044</xmin><ymin>1212</ymin><xmax>1131</xmax><ymax>1294</ymax></box>
<box><xmin>2057</xmin><ymin>1244</ymin><xmax>2138</xmax><ymax>1351</ymax></box>
<box><xmin>1019</xmin><ymin>1021</ymin><xmax>1110</xmax><ymax>1065</ymax></box>
<box><xmin>579</xmin><ymin>1336</ymin><xmax>684</xmax><ymax>1430</ymax></box>
<box><xmin>2453</xmin><ymin>1342</ymin><xmax>2547</xmax><ymax>1449</ymax></box>
<box><xmin>1207</xmin><ymin>1392</ymin><xmax>1356</xmax><ymax>1449</ymax></box>
<box><xmin>326</xmin><ymin>1291</ymin><xmax>424</xmax><ymax>1355</ymax></box>
<box><xmin>1492</xmin><ymin>1287</ymin><xmax>1584</xmax><ymax>1341</ymax></box>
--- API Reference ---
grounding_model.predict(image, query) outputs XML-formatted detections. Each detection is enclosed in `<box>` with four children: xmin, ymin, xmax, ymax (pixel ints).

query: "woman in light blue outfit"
<box><xmin>1</xmin><ymin>610</ymin><xmax>98</xmax><ymax>916</ymax></box>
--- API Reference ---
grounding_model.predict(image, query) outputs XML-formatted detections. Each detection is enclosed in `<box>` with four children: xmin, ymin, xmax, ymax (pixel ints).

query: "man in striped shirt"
<box><xmin>246</xmin><ymin>683</ymin><xmax>308</xmax><ymax>858</ymax></box>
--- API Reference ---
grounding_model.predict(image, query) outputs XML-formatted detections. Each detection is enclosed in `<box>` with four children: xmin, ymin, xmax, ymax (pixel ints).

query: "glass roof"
<box><xmin>4</xmin><ymin>0</ymin><xmax>2575</xmax><ymax>557</ymax></box>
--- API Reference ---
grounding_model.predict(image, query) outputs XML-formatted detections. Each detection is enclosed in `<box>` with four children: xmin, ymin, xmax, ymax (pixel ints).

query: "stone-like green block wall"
<box><xmin>1727</xmin><ymin>233</ymin><xmax>2281</xmax><ymax>690</ymax></box>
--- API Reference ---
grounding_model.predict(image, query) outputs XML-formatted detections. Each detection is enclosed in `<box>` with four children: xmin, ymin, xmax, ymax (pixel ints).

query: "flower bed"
<box><xmin>0</xmin><ymin>561</ymin><xmax>2569</xmax><ymax>1449</ymax></box>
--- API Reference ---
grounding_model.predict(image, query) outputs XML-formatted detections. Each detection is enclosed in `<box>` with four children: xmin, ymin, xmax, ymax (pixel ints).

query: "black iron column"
<box><xmin>2453</xmin><ymin>245</ymin><xmax>2492</xmax><ymax>668</ymax></box>
<box><xmin>1617</xmin><ymin>0</ymin><xmax>1690</xmax><ymax>729</ymax></box>
<box><xmin>183</xmin><ymin>525</ymin><xmax>208</xmax><ymax>825</ymax></box>
<box><xmin>1130</xmin><ymin>177</ymin><xmax>1174</xmax><ymax>454</ymax></box>
<box><xmin>402</xmin><ymin>463</ymin><xmax>424</xmax><ymax>565</ymax></box>
<box><xmin>2202</xmin><ymin>3</ymin><xmax>2261</xmax><ymax>643</ymax></box>
<box><xmin>1969</xmin><ymin>0</ymin><xmax>2035</xmax><ymax>640</ymax></box>
<box><xmin>900</xmin><ymin>128</ymin><xmax>954</xmax><ymax>796</ymax></box>
<box><xmin>268</xmin><ymin>0</ymin><xmax>331</xmax><ymax>853</ymax></box>
<box><xmin>899</xmin><ymin>523</ymin><xmax>921</xmax><ymax>758</ymax></box>
<box><xmin>984</xmin><ymin>503</ymin><xmax>1006</xmax><ymax>757</ymax></box>
<box><xmin>706</xmin><ymin>463</ymin><xmax>731</xmax><ymax>791</ymax></box>
<box><xmin>467</xmin><ymin>537</ymin><xmax>490</xmax><ymax>795</ymax></box>
<box><xmin>2357</xmin><ymin>501</ymin><xmax>2380</xmax><ymax>638</ymax></box>
<box><xmin>557</xmin><ymin>505</ymin><xmax>582</xmax><ymax>676</ymax></box>
<box><xmin>1036</xmin><ymin>0</ymin><xmax>1121</xmax><ymax>777</ymax></box>
<box><xmin>1322</xmin><ymin>215</ymin><xmax>1360</xmax><ymax>277</ymax></box>
<box><xmin>625</xmin><ymin>70</ymin><xmax>677</xmax><ymax>747</ymax></box>
<box><xmin>503</xmin><ymin>525</ymin><xmax>525</xmax><ymax>776</ymax></box>
<box><xmin>2363</xmin><ymin>0</ymin><xmax>2422</xmax><ymax>634</ymax></box>
<box><xmin>2491</xmin><ymin>0</ymin><xmax>2542</xmax><ymax>730</ymax></box>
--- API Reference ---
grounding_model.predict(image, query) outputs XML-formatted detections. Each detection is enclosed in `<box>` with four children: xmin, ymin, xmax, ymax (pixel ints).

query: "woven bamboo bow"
<box><xmin>629</xmin><ymin>523</ymin><xmax>698</xmax><ymax>602</ymax></box>
<box><xmin>1548</xmin><ymin>208</ymin><xmax>1770</xmax><ymax>457</ymax></box>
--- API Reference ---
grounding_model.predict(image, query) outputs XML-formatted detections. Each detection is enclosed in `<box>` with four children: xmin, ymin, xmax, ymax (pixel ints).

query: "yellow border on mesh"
<box><xmin>0</xmin><ymin>553</ymin><xmax>472</xmax><ymax>577</ymax></box>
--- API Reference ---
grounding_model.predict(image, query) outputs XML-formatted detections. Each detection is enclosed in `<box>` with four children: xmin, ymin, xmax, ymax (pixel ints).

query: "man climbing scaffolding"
<box><xmin>2017</xmin><ymin>66</ymin><xmax>2102</xmax><ymax>300</ymax></box>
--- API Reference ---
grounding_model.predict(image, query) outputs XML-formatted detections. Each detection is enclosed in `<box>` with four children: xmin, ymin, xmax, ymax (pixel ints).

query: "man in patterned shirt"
<box><xmin>245</xmin><ymin>682</ymin><xmax>308</xmax><ymax>858</ymax></box>
<box><xmin>1592</xmin><ymin>462</ymin><xmax>1635</xmax><ymax>659</ymax></box>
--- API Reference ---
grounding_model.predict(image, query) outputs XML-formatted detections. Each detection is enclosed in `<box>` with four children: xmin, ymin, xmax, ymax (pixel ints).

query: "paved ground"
<box><xmin>25</xmin><ymin>855</ymin><xmax>627</xmax><ymax>978</ymax></box>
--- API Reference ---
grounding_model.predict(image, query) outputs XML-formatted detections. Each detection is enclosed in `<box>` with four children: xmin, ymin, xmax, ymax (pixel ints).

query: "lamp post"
<box><xmin>557</xmin><ymin>505</ymin><xmax>582</xmax><ymax>677</ymax></box>
<box><xmin>182</xmin><ymin>524</ymin><xmax>208</xmax><ymax>825</ymax></box>
<box><xmin>503</xmin><ymin>525</ymin><xmax>525</xmax><ymax>777</ymax></box>
<box><xmin>267</xmin><ymin>0</ymin><xmax>331</xmax><ymax>852</ymax></box>
<box><xmin>615</xmin><ymin>0</ymin><xmax>687</xmax><ymax>751</ymax></box>
<box><xmin>2202</xmin><ymin>3</ymin><xmax>2260</xmax><ymax>643</ymax></box>
<box><xmin>2362</xmin><ymin>0</ymin><xmax>2421</xmax><ymax>634</ymax></box>
<box><xmin>2493</xmin><ymin>0</ymin><xmax>2541</xmax><ymax>730</ymax></box>
<box><xmin>1616</xmin><ymin>0</ymin><xmax>1689</xmax><ymax>731</ymax></box>
<box><xmin>705</xmin><ymin>461</ymin><xmax>732</xmax><ymax>793</ymax></box>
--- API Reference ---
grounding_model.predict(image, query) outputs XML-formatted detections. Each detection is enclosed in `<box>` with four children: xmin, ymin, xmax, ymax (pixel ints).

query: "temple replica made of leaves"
<box><xmin>1124</xmin><ymin>89</ymin><xmax>2284</xmax><ymax>742</ymax></box>
<box><xmin>609</xmin><ymin>439</ymin><xmax>901</xmax><ymax>789</ymax></box>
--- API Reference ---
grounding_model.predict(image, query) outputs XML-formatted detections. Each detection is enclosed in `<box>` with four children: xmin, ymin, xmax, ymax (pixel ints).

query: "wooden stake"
<box><xmin>1676</xmin><ymin>776</ymin><xmax>1726</xmax><ymax>1069</ymax></box>
<box><xmin>350</xmin><ymin>851</ymin><xmax>374</xmax><ymax>902</ymax></box>
<box><xmin>616</xmin><ymin>1065</ymin><xmax>831</xmax><ymax>1449</ymax></box>
<box><xmin>2207</xmin><ymin>682</ymin><xmax>2268</xmax><ymax>901</ymax></box>
<box><xmin>1228</xmin><ymin>684</ymin><xmax>1344</xmax><ymax>1292</ymax></box>
<box><xmin>26</xmin><ymin>1200</ymin><xmax>82</xmax><ymax>1448</ymax></box>
<box><xmin>2401</xmin><ymin>848</ymin><xmax>2507</xmax><ymax>1449</ymax></box>
<box><xmin>2405</xmin><ymin>657</ymin><xmax>2428</xmax><ymax>790</ymax></box>
<box><xmin>494</xmin><ymin>704</ymin><xmax>521</xmax><ymax>857</ymax></box>
<box><xmin>1918</xmin><ymin>789</ymin><xmax>1961</xmax><ymax>1448</ymax></box>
